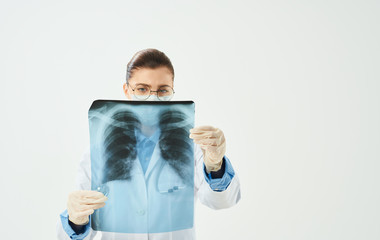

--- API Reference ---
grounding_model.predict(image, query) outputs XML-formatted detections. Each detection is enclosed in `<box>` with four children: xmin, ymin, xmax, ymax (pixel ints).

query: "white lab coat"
<box><xmin>56</xmin><ymin>142</ymin><xmax>241</xmax><ymax>240</ymax></box>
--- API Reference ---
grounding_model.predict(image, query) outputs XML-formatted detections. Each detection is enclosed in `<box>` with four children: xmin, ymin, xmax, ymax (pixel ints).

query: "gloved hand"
<box><xmin>189</xmin><ymin>125</ymin><xmax>226</xmax><ymax>173</ymax></box>
<box><xmin>67</xmin><ymin>190</ymin><xmax>108</xmax><ymax>225</ymax></box>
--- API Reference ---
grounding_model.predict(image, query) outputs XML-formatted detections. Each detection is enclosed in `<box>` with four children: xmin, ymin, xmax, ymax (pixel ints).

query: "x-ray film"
<box><xmin>88</xmin><ymin>100</ymin><xmax>195</xmax><ymax>234</ymax></box>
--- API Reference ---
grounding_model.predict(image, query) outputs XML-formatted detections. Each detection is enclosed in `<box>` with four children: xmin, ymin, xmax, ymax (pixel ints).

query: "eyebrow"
<box><xmin>134</xmin><ymin>83</ymin><xmax>172</xmax><ymax>87</ymax></box>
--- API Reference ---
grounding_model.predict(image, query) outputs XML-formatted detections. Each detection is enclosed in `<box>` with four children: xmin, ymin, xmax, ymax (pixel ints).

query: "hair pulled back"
<box><xmin>126</xmin><ymin>48</ymin><xmax>174</xmax><ymax>83</ymax></box>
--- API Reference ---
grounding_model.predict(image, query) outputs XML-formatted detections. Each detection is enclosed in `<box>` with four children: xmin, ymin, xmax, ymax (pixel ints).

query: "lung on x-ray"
<box><xmin>88</xmin><ymin>99</ymin><xmax>195</xmax><ymax>234</ymax></box>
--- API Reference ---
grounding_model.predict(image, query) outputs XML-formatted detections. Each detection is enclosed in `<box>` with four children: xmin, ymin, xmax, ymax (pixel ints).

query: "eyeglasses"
<box><xmin>128</xmin><ymin>83</ymin><xmax>175</xmax><ymax>101</ymax></box>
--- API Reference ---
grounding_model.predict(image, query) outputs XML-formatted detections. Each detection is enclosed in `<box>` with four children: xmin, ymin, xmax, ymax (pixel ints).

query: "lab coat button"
<box><xmin>137</xmin><ymin>210</ymin><xmax>145</xmax><ymax>215</ymax></box>
<box><xmin>96</xmin><ymin>185</ymin><xmax>109</xmax><ymax>197</ymax></box>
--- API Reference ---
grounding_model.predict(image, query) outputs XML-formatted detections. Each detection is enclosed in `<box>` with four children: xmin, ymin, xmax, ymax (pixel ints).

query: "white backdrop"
<box><xmin>0</xmin><ymin>0</ymin><xmax>379</xmax><ymax>239</ymax></box>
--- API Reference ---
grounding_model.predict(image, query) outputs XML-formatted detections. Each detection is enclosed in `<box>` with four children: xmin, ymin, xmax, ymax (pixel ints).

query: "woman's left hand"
<box><xmin>189</xmin><ymin>125</ymin><xmax>226</xmax><ymax>173</ymax></box>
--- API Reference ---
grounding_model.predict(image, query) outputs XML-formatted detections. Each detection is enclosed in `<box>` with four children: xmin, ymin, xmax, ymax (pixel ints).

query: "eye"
<box><xmin>137</xmin><ymin>87</ymin><xmax>148</xmax><ymax>92</ymax></box>
<box><xmin>157</xmin><ymin>86</ymin><xmax>174</xmax><ymax>96</ymax></box>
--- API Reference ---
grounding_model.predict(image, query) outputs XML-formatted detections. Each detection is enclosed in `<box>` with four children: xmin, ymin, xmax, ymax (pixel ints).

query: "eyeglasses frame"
<box><xmin>126</xmin><ymin>82</ymin><xmax>175</xmax><ymax>101</ymax></box>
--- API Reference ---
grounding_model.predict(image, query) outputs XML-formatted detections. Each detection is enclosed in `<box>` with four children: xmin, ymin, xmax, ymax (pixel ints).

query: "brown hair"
<box><xmin>126</xmin><ymin>48</ymin><xmax>174</xmax><ymax>83</ymax></box>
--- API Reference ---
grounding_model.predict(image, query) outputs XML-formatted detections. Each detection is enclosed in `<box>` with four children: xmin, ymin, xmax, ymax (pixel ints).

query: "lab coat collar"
<box><xmin>144</xmin><ymin>141</ymin><xmax>162</xmax><ymax>180</ymax></box>
<box><xmin>133</xmin><ymin>127</ymin><xmax>162</xmax><ymax>179</ymax></box>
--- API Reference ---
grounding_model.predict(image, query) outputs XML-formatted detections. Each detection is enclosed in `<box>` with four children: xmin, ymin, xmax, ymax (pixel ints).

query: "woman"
<box><xmin>56</xmin><ymin>48</ymin><xmax>241</xmax><ymax>240</ymax></box>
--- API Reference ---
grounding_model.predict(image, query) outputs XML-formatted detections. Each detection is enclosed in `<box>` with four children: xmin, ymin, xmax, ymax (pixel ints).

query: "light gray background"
<box><xmin>0</xmin><ymin>0</ymin><xmax>379</xmax><ymax>239</ymax></box>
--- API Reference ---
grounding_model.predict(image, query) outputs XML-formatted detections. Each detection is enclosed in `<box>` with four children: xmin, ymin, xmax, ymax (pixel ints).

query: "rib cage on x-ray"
<box><xmin>158</xmin><ymin>109</ymin><xmax>193</xmax><ymax>185</ymax></box>
<box><xmin>100</xmin><ymin>107</ymin><xmax>193</xmax><ymax>185</ymax></box>
<box><xmin>88</xmin><ymin>100</ymin><xmax>195</xmax><ymax>234</ymax></box>
<box><xmin>102</xmin><ymin>110</ymin><xmax>139</xmax><ymax>183</ymax></box>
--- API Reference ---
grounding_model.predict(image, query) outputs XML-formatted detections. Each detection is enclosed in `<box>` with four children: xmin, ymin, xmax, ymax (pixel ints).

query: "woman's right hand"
<box><xmin>67</xmin><ymin>190</ymin><xmax>108</xmax><ymax>225</ymax></box>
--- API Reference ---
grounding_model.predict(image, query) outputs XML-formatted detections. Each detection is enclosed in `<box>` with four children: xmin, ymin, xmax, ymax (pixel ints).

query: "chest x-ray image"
<box><xmin>88</xmin><ymin>100</ymin><xmax>195</xmax><ymax>234</ymax></box>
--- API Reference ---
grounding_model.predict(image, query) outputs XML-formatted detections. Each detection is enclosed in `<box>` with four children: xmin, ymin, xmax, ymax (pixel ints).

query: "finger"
<box><xmin>87</xmin><ymin>196</ymin><xmax>108</xmax><ymax>204</ymax></box>
<box><xmin>80</xmin><ymin>190</ymin><xmax>105</xmax><ymax>199</ymax></box>
<box><xmin>81</xmin><ymin>192</ymin><xmax>107</xmax><ymax>200</ymax></box>
<box><xmin>190</xmin><ymin>126</ymin><xmax>217</xmax><ymax>133</ymax></box>
<box><xmin>189</xmin><ymin>131</ymin><xmax>216</xmax><ymax>139</ymax></box>
<box><xmin>92</xmin><ymin>202</ymin><xmax>106</xmax><ymax>210</ymax></box>
<box><xmin>73</xmin><ymin>190</ymin><xmax>105</xmax><ymax>201</ymax></box>
<box><xmin>197</xmin><ymin>135</ymin><xmax>225</xmax><ymax>146</ymax></box>
<box><xmin>83</xmin><ymin>202</ymin><xmax>106</xmax><ymax>211</ymax></box>
<box><xmin>72</xmin><ymin>196</ymin><xmax>108</xmax><ymax>205</ymax></box>
<box><xmin>190</xmin><ymin>128</ymin><xmax>223</xmax><ymax>138</ymax></box>
<box><xmin>77</xmin><ymin>202</ymin><xmax>105</xmax><ymax>212</ymax></box>
<box><xmin>194</xmin><ymin>138</ymin><xmax>219</xmax><ymax>146</ymax></box>
<box><xmin>77</xmin><ymin>196</ymin><xmax>108</xmax><ymax>205</ymax></box>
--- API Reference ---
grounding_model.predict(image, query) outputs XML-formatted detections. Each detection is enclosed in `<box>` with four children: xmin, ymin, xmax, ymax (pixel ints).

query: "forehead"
<box><xmin>130</xmin><ymin>67</ymin><xmax>173</xmax><ymax>87</ymax></box>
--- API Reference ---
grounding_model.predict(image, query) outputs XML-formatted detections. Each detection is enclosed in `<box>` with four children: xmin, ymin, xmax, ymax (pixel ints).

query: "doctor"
<box><xmin>56</xmin><ymin>48</ymin><xmax>241</xmax><ymax>240</ymax></box>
